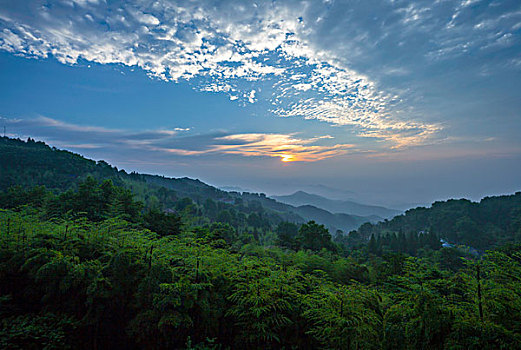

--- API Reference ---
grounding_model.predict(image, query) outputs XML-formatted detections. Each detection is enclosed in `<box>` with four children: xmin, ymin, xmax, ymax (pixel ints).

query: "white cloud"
<box><xmin>293</xmin><ymin>83</ymin><xmax>312</xmax><ymax>91</ymax></box>
<box><xmin>396</xmin><ymin>4</ymin><xmax>431</xmax><ymax>25</ymax></box>
<box><xmin>248</xmin><ymin>89</ymin><xmax>256</xmax><ymax>103</ymax></box>
<box><xmin>127</xmin><ymin>8</ymin><xmax>160</xmax><ymax>26</ymax></box>
<box><xmin>460</xmin><ymin>0</ymin><xmax>481</xmax><ymax>8</ymax></box>
<box><xmin>70</xmin><ymin>0</ymin><xmax>102</xmax><ymax>7</ymax></box>
<box><xmin>427</xmin><ymin>3</ymin><xmax>521</xmax><ymax>61</ymax></box>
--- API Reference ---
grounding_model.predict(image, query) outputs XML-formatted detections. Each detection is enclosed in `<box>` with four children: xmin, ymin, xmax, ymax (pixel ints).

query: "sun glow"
<box><xmin>280</xmin><ymin>154</ymin><xmax>296</xmax><ymax>162</ymax></box>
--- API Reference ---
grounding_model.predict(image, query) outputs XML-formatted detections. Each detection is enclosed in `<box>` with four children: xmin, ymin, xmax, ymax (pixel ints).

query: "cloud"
<box><xmin>1</xmin><ymin>115</ymin><xmax>353</xmax><ymax>162</ymax></box>
<box><xmin>425</xmin><ymin>2</ymin><xmax>521</xmax><ymax>60</ymax></box>
<box><xmin>0</xmin><ymin>0</ymin><xmax>450</xmax><ymax>148</ymax></box>
<box><xmin>1</xmin><ymin>1</ymin><xmax>520</xmax><ymax>150</ymax></box>
<box><xmin>210</xmin><ymin>133</ymin><xmax>353</xmax><ymax>162</ymax></box>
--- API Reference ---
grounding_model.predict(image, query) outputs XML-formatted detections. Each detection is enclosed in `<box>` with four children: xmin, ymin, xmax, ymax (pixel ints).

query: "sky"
<box><xmin>0</xmin><ymin>0</ymin><xmax>520</xmax><ymax>209</ymax></box>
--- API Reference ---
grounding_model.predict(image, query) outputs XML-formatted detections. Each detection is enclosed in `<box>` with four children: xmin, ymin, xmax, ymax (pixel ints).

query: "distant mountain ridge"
<box><xmin>292</xmin><ymin>205</ymin><xmax>382</xmax><ymax>234</ymax></box>
<box><xmin>142</xmin><ymin>177</ymin><xmax>380</xmax><ymax>232</ymax></box>
<box><xmin>272</xmin><ymin>191</ymin><xmax>401</xmax><ymax>219</ymax></box>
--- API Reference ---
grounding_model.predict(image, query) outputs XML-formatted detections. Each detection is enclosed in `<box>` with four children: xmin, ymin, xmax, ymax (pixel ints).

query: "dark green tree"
<box><xmin>297</xmin><ymin>221</ymin><xmax>334</xmax><ymax>252</ymax></box>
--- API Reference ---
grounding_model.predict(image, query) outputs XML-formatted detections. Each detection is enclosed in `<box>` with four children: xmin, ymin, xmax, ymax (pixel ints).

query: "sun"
<box><xmin>280</xmin><ymin>154</ymin><xmax>296</xmax><ymax>162</ymax></box>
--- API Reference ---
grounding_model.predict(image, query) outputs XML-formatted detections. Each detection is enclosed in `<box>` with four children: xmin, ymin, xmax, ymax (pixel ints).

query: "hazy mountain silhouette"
<box><xmin>272</xmin><ymin>191</ymin><xmax>401</xmax><ymax>219</ymax></box>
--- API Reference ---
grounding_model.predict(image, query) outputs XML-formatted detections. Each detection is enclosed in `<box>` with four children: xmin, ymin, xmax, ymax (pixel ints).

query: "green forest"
<box><xmin>1</xmin><ymin>137</ymin><xmax>521</xmax><ymax>349</ymax></box>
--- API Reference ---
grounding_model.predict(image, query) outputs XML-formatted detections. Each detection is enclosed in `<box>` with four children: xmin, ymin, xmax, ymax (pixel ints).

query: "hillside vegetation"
<box><xmin>350</xmin><ymin>193</ymin><xmax>521</xmax><ymax>253</ymax></box>
<box><xmin>2</xmin><ymin>204</ymin><xmax>521</xmax><ymax>349</ymax></box>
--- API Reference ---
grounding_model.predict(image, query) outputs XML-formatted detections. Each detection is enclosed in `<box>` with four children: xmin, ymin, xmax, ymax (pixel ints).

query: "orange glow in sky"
<box><xmin>280</xmin><ymin>154</ymin><xmax>296</xmax><ymax>162</ymax></box>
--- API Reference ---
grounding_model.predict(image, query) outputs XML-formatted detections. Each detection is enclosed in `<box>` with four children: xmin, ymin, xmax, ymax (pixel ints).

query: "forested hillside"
<box><xmin>349</xmin><ymin>194</ymin><xmax>521</xmax><ymax>253</ymax></box>
<box><xmin>0</xmin><ymin>137</ymin><xmax>374</xmax><ymax>233</ymax></box>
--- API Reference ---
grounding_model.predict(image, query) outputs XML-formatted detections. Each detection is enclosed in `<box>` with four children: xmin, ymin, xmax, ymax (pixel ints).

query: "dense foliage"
<box><xmin>1</xmin><ymin>184</ymin><xmax>521</xmax><ymax>348</ymax></box>
<box><xmin>351</xmin><ymin>193</ymin><xmax>521</xmax><ymax>252</ymax></box>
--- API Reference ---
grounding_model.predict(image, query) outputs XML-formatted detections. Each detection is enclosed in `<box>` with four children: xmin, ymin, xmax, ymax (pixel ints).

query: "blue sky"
<box><xmin>1</xmin><ymin>0</ymin><xmax>520</xmax><ymax>208</ymax></box>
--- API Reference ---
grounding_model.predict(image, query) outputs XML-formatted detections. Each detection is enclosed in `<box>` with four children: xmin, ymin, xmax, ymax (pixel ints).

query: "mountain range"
<box><xmin>272</xmin><ymin>191</ymin><xmax>401</xmax><ymax>219</ymax></box>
